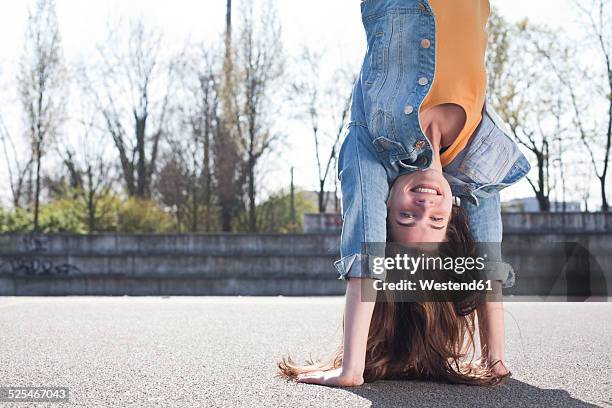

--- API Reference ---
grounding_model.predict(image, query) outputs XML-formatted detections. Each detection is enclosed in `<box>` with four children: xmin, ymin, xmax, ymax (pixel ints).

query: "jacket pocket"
<box><xmin>459</xmin><ymin>125</ymin><xmax>518</xmax><ymax>185</ymax></box>
<box><xmin>363</xmin><ymin>18</ymin><xmax>388</xmax><ymax>88</ymax></box>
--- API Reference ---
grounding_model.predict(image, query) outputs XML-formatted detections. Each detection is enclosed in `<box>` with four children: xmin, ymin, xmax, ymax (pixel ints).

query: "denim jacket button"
<box><xmin>418</xmin><ymin>77</ymin><xmax>429</xmax><ymax>86</ymax></box>
<box><xmin>417</xmin><ymin>156</ymin><xmax>429</xmax><ymax>166</ymax></box>
<box><xmin>403</xmin><ymin>105</ymin><xmax>414</xmax><ymax>115</ymax></box>
<box><xmin>418</xmin><ymin>2</ymin><xmax>426</xmax><ymax>12</ymax></box>
<box><xmin>420</xmin><ymin>38</ymin><xmax>431</xmax><ymax>48</ymax></box>
<box><xmin>415</xmin><ymin>140</ymin><xmax>426</xmax><ymax>149</ymax></box>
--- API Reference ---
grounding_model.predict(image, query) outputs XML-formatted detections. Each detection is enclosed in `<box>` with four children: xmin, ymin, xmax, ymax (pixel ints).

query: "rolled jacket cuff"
<box><xmin>334</xmin><ymin>253</ymin><xmax>387</xmax><ymax>281</ymax></box>
<box><xmin>483</xmin><ymin>260</ymin><xmax>515</xmax><ymax>288</ymax></box>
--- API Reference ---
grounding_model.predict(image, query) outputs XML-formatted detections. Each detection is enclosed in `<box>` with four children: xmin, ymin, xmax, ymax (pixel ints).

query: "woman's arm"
<box><xmin>340</xmin><ymin>277</ymin><xmax>375</xmax><ymax>379</ymax></box>
<box><xmin>476</xmin><ymin>283</ymin><xmax>510</xmax><ymax>376</ymax></box>
<box><xmin>296</xmin><ymin>277</ymin><xmax>375</xmax><ymax>387</ymax></box>
<box><xmin>460</xmin><ymin>192</ymin><xmax>511</xmax><ymax>376</ymax></box>
<box><xmin>295</xmin><ymin>71</ymin><xmax>384</xmax><ymax>387</ymax></box>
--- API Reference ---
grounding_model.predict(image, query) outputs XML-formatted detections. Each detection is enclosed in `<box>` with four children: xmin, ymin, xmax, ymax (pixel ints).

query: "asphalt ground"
<box><xmin>0</xmin><ymin>296</ymin><xmax>610</xmax><ymax>407</ymax></box>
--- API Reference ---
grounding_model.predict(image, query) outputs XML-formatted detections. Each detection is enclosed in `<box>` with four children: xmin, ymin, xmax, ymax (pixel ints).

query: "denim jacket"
<box><xmin>334</xmin><ymin>0</ymin><xmax>531</xmax><ymax>286</ymax></box>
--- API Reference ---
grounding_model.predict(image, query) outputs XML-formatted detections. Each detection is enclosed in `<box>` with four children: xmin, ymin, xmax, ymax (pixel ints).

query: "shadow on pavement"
<box><xmin>344</xmin><ymin>378</ymin><xmax>600</xmax><ymax>408</ymax></box>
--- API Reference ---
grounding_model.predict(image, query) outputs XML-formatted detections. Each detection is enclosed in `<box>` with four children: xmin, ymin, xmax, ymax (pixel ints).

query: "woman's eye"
<box><xmin>430</xmin><ymin>216</ymin><xmax>444</xmax><ymax>222</ymax></box>
<box><xmin>400</xmin><ymin>212</ymin><xmax>414</xmax><ymax>219</ymax></box>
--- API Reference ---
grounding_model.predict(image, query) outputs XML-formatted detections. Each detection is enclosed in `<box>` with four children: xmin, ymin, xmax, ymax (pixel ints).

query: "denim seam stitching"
<box><xmin>389</xmin><ymin>15</ymin><xmax>403</xmax><ymax>144</ymax></box>
<box><xmin>363</xmin><ymin>9</ymin><xmax>420</xmax><ymax>24</ymax></box>
<box><xmin>412</xmin><ymin>11</ymin><xmax>434</xmax><ymax>168</ymax></box>
<box><xmin>390</xmin><ymin>14</ymin><xmax>402</xmax><ymax>114</ymax></box>
<box><xmin>355</xmin><ymin>135</ymin><xmax>369</xmax><ymax>257</ymax></box>
<box><xmin>377</xmin><ymin>17</ymin><xmax>391</xmax><ymax>110</ymax></box>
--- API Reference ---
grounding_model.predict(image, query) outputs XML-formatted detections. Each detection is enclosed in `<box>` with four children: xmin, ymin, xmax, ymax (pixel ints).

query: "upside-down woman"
<box><xmin>278</xmin><ymin>0</ymin><xmax>530</xmax><ymax>386</ymax></box>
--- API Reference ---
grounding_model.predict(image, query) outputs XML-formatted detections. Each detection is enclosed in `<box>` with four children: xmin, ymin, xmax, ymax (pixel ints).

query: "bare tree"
<box><xmin>523</xmin><ymin>1</ymin><xmax>611</xmax><ymax>212</ymax></box>
<box><xmin>171</xmin><ymin>46</ymin><xmax>222</xmax><ymax>232</ymax></box>
<box><xmin>486</xmin><ymin>16</ymin><xmax>564</xmax><ymax>211</ymax></box>
<box><xmin>69</xmin><ymin>103</ymin><xmax>115</xmax><ymax>232</ymax></box>
<box><xmin>0</xmin><ymin>116</ymin><xmax>33</xmax><ymax>208</ymax></box>
<box><xmin>54</xmin><ymin>147</ymin><xmax>114</xmax><ymax>233</ymax></box>
<box><xmin>231</xmin><ymin>0</ymin><xmax>285</xmax><ymax>231</ymax></box>
<box><xmin>155</xmin><ymin>153</ymin><xmax>189</xmax><ymax>232</ymax></box>
<box><xmin>213</xmin><ymin>121</ymin><xmax>244</xmax><ymax>232</ymax></box>
<box><xmin>290</xmin><ymin>48</ymin><xmax>355</xmax><ymax>213</ymax></box>
<box><xmin>488</xmin><ymin>5</ymin><xmax>610</xmax><ymax>212</ymax></box>
<box><xmin>225</xmin><ymin>0</ymin><xmax>232</xmax><ymax>53</ymax></box>
<box><xmin>83</xmin><ymin>18</ymin><xmax>174</xmax><ymax>199</ymax></box>
<box><xmin>18</xmin><ymin>0</ymin><xmax>66</xmax><ymax>230</ymax></box>
<box><xmin>571</xmin><ymin>0</ymin><xmax>611</xmax><ymax>211</ymax></box>
<box><xmin>39</xmin><ymin>88</ymin><xmax>116</xmax><ymax>233</ymax></box>
<box><xmin>214</xmin><ymin>0</ymin><xmax>245</xmax><ymax>232</ymax></box>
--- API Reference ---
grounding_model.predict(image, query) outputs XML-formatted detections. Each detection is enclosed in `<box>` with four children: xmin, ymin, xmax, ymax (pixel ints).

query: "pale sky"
<box><xmin>0</xmin><ymin>0</ymin><xmax>586</xmax><ymax>208</ymax></box>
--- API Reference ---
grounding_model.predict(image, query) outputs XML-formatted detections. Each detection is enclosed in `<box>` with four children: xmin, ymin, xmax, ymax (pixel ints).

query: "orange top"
<box><xmin>420</xmin><ymin>0</ymin><xmax>490</xmax><ymax>167</ymax></box>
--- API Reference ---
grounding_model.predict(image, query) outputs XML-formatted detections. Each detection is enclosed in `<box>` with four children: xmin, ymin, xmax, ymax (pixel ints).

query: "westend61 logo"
<box><xmin>371</xmin><ymin>253</ymin><xmax>487</xmax><ymax>275</ymax></box>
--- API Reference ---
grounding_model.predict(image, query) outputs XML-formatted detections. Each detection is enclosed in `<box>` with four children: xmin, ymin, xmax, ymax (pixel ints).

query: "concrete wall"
<box><xmin>303</xmin><ymin>213</ymin><xmax>343</xmax><ymax>234</ymax></box>
<box><xmin>0</xmin><ymin>233</ymin><xmax>344</xmax><ymax>296</ymax></box>
<box><xmin>1</xmin><ymin>213</ymin><xmax>611</xmax><ymax>296</ymax></box>
<box><xmin>501</xmin><ymin>212</ymin><xmax>612</xmax><ymax>233</ymax></box>
<box><xmin>304</xmin><ymin>212</ymin><xmax>612</xmax><ymax>233</ymax></box>
<box><xmin>500</xmin><ymin>233</ymin><xmax>611</xmax><ymax>298</ymax></box>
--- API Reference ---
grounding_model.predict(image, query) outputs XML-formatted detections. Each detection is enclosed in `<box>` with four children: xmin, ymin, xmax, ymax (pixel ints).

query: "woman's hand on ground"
<box><xmin>460</xmin><ymin>358</ymin><xmax>511</xmax><ymax>378</ymax></box>
<box><xmin>488</xmin><ymin>359</ymin><xmax>511</xmax><ymax>377</ymax></box>
<box><xmin>295</xmin><ymin>368</ymin><xmax>364</xmax><ymax>387</ymax></box>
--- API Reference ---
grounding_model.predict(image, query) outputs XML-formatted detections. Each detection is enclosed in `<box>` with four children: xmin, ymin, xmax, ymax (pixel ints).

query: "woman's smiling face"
<box><xmin>386</xmin><ymin>168</ymin><xmax>454</xmax><ymax>244</ymax></box>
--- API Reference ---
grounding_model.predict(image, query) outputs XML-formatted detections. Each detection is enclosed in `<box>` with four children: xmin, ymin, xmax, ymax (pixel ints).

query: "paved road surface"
<box><xmin>0</xmin><ymin>297</ymin><xmax>610</xmax><ymax>407</ymax></box>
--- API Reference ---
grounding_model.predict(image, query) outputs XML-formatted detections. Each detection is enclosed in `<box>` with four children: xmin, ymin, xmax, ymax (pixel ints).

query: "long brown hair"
<box><xmin>277</xmin><ymin>205</ymin><xmax>504</xmax><ymax>386</ymax></box>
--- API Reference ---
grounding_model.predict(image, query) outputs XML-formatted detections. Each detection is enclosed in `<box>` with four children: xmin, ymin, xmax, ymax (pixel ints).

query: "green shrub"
<box><xmin>0</xmin><ymin>206</ymin><xmax>33</xmax><ymax>233</ymax></box>
<box><xmin>38</xmin><ymin>198</ymin><xmax>87</xmax><ymax>233</ymax></box>
<box><xmin>234</xmin><ymin>190</ymin><xmax>317</xmax><ymax>233</ymax></box>
<box><xmin>116</xmin><ymin>196</ymin><xmax>174</xmax><ymax>233</ymax></box>
<box><xmin>0</xmin><ymin>194</ymin><xmax>174</xmax><ymax>234</ymax></box>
